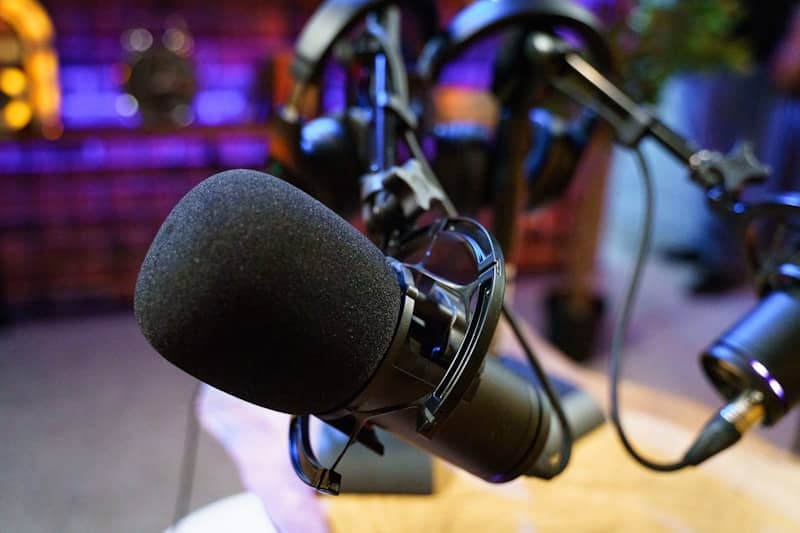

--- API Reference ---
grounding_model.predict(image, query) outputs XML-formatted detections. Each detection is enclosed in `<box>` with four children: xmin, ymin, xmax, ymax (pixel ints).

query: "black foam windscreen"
<box><xmin>134</xmin><ymin>169</ymin><xmax>403</xmax><ymax>414</ymax></box>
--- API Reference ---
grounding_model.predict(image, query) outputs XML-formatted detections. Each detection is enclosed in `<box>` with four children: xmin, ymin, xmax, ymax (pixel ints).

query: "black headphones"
<box><xmin>418</xmin><ymin>0</ymin><xmax>612</xmax><ymax>220</ymax></box>
<box><xmin>266</xmin><ymin>0</ymin><xmax>439</xmax><ymax>216</ymax></box>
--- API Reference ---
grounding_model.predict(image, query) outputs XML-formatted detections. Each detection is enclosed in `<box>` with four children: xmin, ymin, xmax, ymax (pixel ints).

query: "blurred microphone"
<box><xmin>134</xmin><ymin>169</ymin><xmax>582</xmax><ymax>487</ymax></box>
<box><xmin>685</xmin><ymin>289</ymin><xmax>800</xmax><ymax>465</ymax></box>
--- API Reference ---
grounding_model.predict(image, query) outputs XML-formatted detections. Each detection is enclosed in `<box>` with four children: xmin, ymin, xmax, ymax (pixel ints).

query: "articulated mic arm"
<box><xmin>526</xmin><ymin>33</ymin><xmax>770</xmax><ymax>204</ymax></box>
<box><xmin>527</xmin><ymin>32</ymin><xmax>800</xmax><ymax>467</ymax></box>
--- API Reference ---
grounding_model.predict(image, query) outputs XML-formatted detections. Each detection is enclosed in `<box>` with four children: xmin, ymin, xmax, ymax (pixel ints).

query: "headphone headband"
<box><xmin>418</xmin><ymin>0</ymin><xmax>610</xmax><ymax>84</ymax></box>
<box><xmin>291</xmin><ymin>0</ymin><xmax>439</xmax><ymax>85</ymax></box>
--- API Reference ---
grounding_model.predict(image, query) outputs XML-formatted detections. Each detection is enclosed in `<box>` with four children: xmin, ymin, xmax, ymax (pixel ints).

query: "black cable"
<box><xmin>502</xmin><ymin>302</ymin><xmax>573</xmax><ymax>477</ymax></box>
<box><xmin>608</xmin><ymin>148</ymin><xmax>689</xmax><ymax>472</ymax></box>
<box><xmin>171</xmin><ymin>381</ymin><xmax>202</xmax><ymax>529</ymax></box>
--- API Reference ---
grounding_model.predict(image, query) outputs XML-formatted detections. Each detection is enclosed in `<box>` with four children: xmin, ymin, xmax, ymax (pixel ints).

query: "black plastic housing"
<box><xmin>701</xmin><ymin>290</ymin><xmax>800</xmax><ymax>425</ymax></box>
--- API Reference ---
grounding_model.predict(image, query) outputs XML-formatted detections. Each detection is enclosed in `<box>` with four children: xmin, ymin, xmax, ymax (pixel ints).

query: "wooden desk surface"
<box><xmin>199</xmin><ymin>322</ymin><xmax>800</xmax><ymax>533</ymax></box>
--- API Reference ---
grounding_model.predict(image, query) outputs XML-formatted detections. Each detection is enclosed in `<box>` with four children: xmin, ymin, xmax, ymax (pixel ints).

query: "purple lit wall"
<box><xmin>0</xmin><ymin>0</ymin><xmax>323</xmax><ymax>319</ymax></box>
<box><xmin>0</xmin><ymin>0</ymin><xmax>529</xmax><ymax>320</ymax></box>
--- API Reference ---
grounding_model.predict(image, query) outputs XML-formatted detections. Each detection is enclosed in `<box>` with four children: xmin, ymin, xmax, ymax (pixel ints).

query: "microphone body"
<box><xmin>377</xmin><ymin>358</ymin><xmax>549</xmax><ymax>482</ymax></box>
<box><xmin>322</xmin><ymin>346</ymin><xmax>552</xmax><ymax>483</ymax></box>
<box><xmin>701</xmin><ymin>289</ymin><xmax>800</xmax><ymax>422</ymax></box>
<box><xmin>135</xmin><ymin>169</ymin><xmax>559</xmax><ymax>485</ymax></box>
<box><xmin>676</xmin><ymin>288</ymin><xmax>800</xmax><ymax>466</ymax></box>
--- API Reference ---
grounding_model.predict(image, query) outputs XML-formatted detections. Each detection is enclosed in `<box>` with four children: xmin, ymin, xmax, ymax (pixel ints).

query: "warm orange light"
<box><xmin>33</xmin><ymin>83</ymin><xmax>58</xmax><ymax>111</ymax></box>
<box><xmin>0</xmin><ymin>1</ymin><xmax>62</xmax><ymax>134</ymax></box>
<box><xmin>41</xmin><ymin>120</ymin><xmax>62</xmax><ymax>140</ymax></box>
<box><xmin>0</xmin><ymin>0</ymin><xmax>53</xmax><ymax>42</ymax></box>
<box><xmin>26</xmin><ymin>50</ymin><xmax>56</xmax><ymax>80</ymax></box>
<box><xmin>433</xmin><ymin>86</ymin><xmax>499</xmax><ymax>128</ymax></box>
<box><xmin>0</xmin><ymin>36</ymin><xmax>21</xmax><ymax>63</ymax></box>
<box><xmin>0</xmin><ymin>67</ymin><xmax>26</xmax><ymax>96</ymax></box>
<box><xmin>4</xmin><ymin>99</ymin><xmax>32</xmax><ymax>129</ymax></box>
<box><xmin>26</xmin><ymin>50</ymin><xmax>60</xmax><ymax>121</ymax></box>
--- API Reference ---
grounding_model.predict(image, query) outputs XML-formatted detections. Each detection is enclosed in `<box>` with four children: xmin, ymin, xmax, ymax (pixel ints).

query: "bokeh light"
<box><xmin>0</xmin><ymin>67</ymin><xmax>27</xmax><ymax>96</ymax></box>
<box><xmin>3</xmin><ymin>98</ymin><xmax>32</xmax><ymax>129</ymax></box>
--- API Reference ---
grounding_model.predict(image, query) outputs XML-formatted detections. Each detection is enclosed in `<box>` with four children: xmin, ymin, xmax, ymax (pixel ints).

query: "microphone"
<box><xmin>685</xmin><ymin>289</ymin><xmax>800</xmax><ymax>465</ymax></box>
<box><xmin>134</xmin><ymin>168</ymin><xmax>401</xmax><ymax>415</ymax></box>
<box><xmin>134</xmin><ymin>169</ymin><xmax>566</xmax><ymax>490</ymax></box>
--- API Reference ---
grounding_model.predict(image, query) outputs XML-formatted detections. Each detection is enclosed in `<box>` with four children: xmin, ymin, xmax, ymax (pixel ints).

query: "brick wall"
<box><xmin>0</xmin><ymin>0</ymin><xmax>571</xmax><ymax>320</ymax></box>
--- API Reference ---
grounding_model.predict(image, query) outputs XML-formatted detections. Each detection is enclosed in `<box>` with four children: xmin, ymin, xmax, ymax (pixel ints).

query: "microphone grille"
<box><xmin>134</xmin><ymin>169</ymin><xmax>404</xmax><ymax>414</ymax></box>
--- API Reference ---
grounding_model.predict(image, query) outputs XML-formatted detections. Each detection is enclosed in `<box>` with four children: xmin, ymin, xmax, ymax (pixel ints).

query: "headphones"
<box><xmin>270</xmin><ymin>0</ymin><xmax>613</xmax><ymax>227</ymax></box>
<box><xmin>417</xmin><ymin>0</ymin><xmax>612</xmax><ymax>225</ymax></box>
<box><xmin>266</xmin><ymin>0</ymin><xmax>439</xmax><ymax>216</ymax></box>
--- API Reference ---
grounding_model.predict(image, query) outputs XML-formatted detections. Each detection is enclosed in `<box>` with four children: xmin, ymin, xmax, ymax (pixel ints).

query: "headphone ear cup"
<box><xmin>432</xmin><ymin>123</ymin><xmax>493</xmax><ymax>215</ymax></box>
<box><xmin>525</xmin><ymin>109</ymin><xmax>597</xmax><ymax>209</ymax></box>
<box><xmin>298</xmin><ymin>115</ymin><xmax>362</xmax><ymax>215</ymax></box>
<box><xmin>267</xmin><ymin>108</ymin><xmax>303</xmax><ymax>170</ymax></box>
<box><xmin>266</xmin><ymin>110</ymin><xmax>337</xmax><ymax>209</ymax></box>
